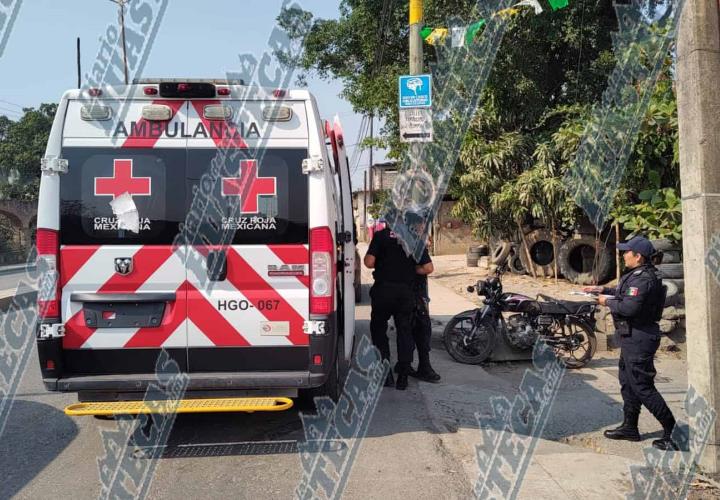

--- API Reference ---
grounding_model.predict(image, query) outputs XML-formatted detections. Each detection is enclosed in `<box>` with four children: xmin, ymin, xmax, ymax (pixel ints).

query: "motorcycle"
<box><xmin>443</xmin><ymin>263</ymin><xmax>598</xmax><ymax>368</ymax></box>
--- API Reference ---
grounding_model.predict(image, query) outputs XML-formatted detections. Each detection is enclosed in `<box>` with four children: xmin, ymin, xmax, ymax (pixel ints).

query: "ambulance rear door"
<box><xmin>58</xmin><ymin>98</ymin><xmax>190</xmax><ymax>375</ymax></box>
<box><xmin>183</xmin><ymin>99</ymin><xmax>311</xmax><ymax>373</ymax></box>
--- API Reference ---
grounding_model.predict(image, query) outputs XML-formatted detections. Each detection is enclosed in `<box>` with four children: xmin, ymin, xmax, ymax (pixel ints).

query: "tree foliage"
<box><xmin>281</xmin><ymin>1</ymin><xmax>681</xmax><ymax>240</ymax></box>
<box><xmin>0</xmin><ymin>103</ymin><xmax>57</xmax><ymax>201</ymax></box>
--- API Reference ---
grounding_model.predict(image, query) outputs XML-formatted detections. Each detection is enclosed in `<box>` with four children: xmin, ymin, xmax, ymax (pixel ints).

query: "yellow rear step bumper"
<box><xmin>64</xmin><ymin>397</ymin><xmax>293</xmax><ymax>416</ymax></box>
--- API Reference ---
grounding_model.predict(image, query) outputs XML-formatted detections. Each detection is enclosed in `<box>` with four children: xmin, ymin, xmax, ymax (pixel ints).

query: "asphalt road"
<box><xmin>0</xmin><ymin>286</ymin><xmax>472</xmax><ymax>500</ymax></box>
<box><xmin>0</xmin><ymin>268</ymin><xmax>691</xmax><ymax>499</ymax></box>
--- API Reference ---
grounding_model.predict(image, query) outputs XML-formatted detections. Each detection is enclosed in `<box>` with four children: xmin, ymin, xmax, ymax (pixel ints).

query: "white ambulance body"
<box><xmin>35</xmin><ymin>80</ymin><xmax>356</xmax><ymax>403</ymax></box>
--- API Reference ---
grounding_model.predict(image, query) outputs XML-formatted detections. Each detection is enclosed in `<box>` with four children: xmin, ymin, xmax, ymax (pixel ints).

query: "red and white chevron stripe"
<box><xmin>59</xmin><ymin>244</ymin><xmax>310</xmax><ymax>350</ymax></box>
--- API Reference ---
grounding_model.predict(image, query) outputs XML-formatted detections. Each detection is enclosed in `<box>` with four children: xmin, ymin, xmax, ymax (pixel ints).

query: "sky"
<box><xmin>0</xmin><ymin>0</ymin><xmax>386</xmax><ymax>190</ymax></box>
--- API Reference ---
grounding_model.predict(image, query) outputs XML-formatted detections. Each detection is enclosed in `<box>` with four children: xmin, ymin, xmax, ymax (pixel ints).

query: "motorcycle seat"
<box><xmin>537</xmin><ymin>297</ymin><xmax>595</xmax><ymax>315</ymax></box>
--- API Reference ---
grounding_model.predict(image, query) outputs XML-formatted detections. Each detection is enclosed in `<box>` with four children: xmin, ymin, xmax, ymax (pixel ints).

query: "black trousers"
<box><xmin>369</xmin><ymin>282</ymin><xmax>415</xmax><ymax>370</ymax></box>
<box><xmin>411</xmin><ymin>295</ymin><xmax>432</xmax><ymax>365</ymax></box>
<box><xmin>618</xmin><ymin>326</ymin><xmax>674</xmax><ymax>424</ymax></box>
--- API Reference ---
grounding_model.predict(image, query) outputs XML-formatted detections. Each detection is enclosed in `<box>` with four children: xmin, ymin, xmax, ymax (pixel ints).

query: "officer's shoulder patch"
<box><xmin>626</xmin><ymin>287</ymin><xmax>640</xmax><ymax>296</ymax></box>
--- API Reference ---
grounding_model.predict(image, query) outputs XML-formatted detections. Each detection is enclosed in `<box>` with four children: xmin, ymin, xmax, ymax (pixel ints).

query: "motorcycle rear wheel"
<box><xmin>545</xmin><ymin>318</ymin><xmax>597</xmax><ymax>369</ymax></box>
<box><xmin>443</xmin><ymin>312</ymin><xmax>497</xmax><ymax>364</ymax></box>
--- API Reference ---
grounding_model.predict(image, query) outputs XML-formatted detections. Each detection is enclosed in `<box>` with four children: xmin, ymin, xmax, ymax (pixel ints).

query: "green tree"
<box><xmin>281</xmin><ymin>2</ymin><xmax>681</xmax><ymax>242</ymax></box>
<box><xmin>0</xmin><ymin>103</ymin><xmax>57</xmax><ymax>201</ymax></box>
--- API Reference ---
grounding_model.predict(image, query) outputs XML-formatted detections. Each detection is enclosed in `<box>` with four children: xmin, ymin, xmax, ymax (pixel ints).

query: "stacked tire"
<box><xmin>466</xmin><ymin>244</ymin><xmax>488</xmax><ymax>267</ymax></box>
<box><xmin>557</xmin><ymin>235</ymin><xmax>615</xmax><ymax>285</ymax></box>
<box><xmin>508</xmin><ymin>245</ymin><xmax>526</xmax><ymax>275</ymax></box>
<box><xmin>466</xmin><ymin>246</ymin><xmax>480</xmax><ymax>267</ymax></box>
<box><xmin>519</xmin><ymin>229</ymin><xmax>557</xmax><ymax>278</ymax></box>
<box><xmin>652</xmin><ymin>239</ymin><xmax>684</xmax><ymax>307</ymax></box>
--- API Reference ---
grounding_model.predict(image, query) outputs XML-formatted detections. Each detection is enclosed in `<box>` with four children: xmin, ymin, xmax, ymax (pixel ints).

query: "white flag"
<box><xmin>514</xmin><ymin>0</ymin><xmax>543</xmax><ymax>15</ymax></box>
<box><xmin>451</xmin><ymin>26</ymin><xmax>466</xmax><ymax>48</ymax></box>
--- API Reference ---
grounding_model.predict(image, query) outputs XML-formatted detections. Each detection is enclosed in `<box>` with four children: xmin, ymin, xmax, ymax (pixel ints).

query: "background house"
<box><xmin>352</xmin><ymin>162</ymin><xmax>481</xmax><ymax>254</ymax></box>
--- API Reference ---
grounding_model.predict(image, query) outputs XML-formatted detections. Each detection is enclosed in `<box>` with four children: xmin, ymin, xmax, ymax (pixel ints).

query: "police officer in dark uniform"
<box><xmin>364</xmin><ymin>213</ymin><xmax>432</xmax><ymax>391</ymax></box>
<box><xmin>408</xmin><ymin>233</ymin><xmax>441</xmax><ymax>383</ymax></box>
<box><xmin>584</xmin><ymin>236</ymin><xmax>677</xmax><ymax>450</ymax></box>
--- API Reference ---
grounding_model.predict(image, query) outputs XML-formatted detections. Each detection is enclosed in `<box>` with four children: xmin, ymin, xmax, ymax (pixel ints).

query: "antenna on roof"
<box><xmin>76</xmin><ymin>37</ymin><xmax>81</xmax><ymax>89</ymax></box>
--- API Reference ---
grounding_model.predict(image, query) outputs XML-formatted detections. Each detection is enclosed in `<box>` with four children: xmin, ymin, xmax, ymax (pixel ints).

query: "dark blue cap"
<box><xmin>617</xmin><ymin>236</ymin><xmax>655</xmax><ymax>258</ymax></box>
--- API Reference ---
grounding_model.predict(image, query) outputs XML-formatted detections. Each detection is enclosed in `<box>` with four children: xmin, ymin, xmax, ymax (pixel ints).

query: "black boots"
<box><xmin>411</xmin><ymin>363</ymin><xmax>441</xmax><ymax>383</ymax></box>
<box><xmin>395</xmin><ymin>373</ymin><xmax>408</xmax><ymax>390</ymax></box>
<box><xmin>394</xmin><ymin>362</ymin><xmax>410</xmax><ymax>390</ymax></box>
<box><xmin>384</xmin><ymin>370</ymin><xmax>395</xmax><ymax>387</ymax></box>
<box><xmin>394</xmin><ymin>362</ymin><xmax>416</xmax><ymax>377</ymax></box>
<box><xmin>652</xmin><ymin>416</ymin><xmax>679</xmax><ymax>451</ymax></box>
<box><xmin>604</xmin><ymin>411</ymin><xmax>641</xmax><ymax>441</ymax></box>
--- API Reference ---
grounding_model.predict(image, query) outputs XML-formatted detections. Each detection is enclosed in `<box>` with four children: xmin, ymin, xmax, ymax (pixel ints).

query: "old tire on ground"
<box><xmin>663</xmin><ymin>280</ymin><xmax>681</xmax><ymax>307</ymax></box>
<box><xmin>650</xmin><ymin>238</ymin><xmax>679</xmax><ymax>252</ymax></box>
<box><xmin>467</xmin><ymin>253</ymin><xmax>479</xmax><ymax>267</ymax></box>
<box><xmin>519</xmin><ymin>229</ymin><xmax>557</xmax><ymax>278</ymax></box>
<box><xmin>508</xmin><ymin>250</ymin><xmax>526</xmax><ymax>275</ymax></box>
<box><xmin>476</xmin><ymin>244</ymin><xmax>490</xmax><ymax>257</ymax></box>
<box><xmin>657</xmin><ymin>263</ymin><xmax>684</xmax><ymax>279</ymax></box>
<box><xmin>661</xmin><ymin>250</ymin><xmax>682</xmax><ymax>264</ymax></box>
<box><xmin>558</xmin><ymin>235</ymin><xmax>614</xmax><ymax>285</ymax></box>
<box><xmin>491</xmin><ymin>241</ymin><xmax>512</xmax><ymax>265</ymax></box>
<box><xmin>663</xmin><ymin>278</ymin><xmax>684</xmax><ymax>293</ymax></box>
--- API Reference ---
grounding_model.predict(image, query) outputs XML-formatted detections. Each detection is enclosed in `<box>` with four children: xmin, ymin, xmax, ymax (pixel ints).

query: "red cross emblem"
<box><xmin>94</xmin><ymin>159</ymin><xmax>151</xmax><ymax>199</ymax></box>
<box><xmin>221</xmin><ymin>160</ymin><xmax>277</xmax><ymax>213</ymax></box>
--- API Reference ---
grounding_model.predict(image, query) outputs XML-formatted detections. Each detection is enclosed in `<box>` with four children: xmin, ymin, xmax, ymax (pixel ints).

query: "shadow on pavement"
<box><xmin>0</xmin><ymin>400</ymin><xmax>79</xmax><ymax>498</ymax></box>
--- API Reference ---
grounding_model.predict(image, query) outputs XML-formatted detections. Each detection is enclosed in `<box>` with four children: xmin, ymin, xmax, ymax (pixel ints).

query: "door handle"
<box><xmin>71</xmin><ymin>292</ymin><xmax>176</xmax><ymax>302</ymax></box>
<box><xmin>207</xmin><ymin>250</ymin><xmax>227</xmax><ymax>281</ymax></box>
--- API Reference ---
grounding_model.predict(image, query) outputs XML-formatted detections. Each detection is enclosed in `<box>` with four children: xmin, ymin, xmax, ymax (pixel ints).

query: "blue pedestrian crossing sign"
<box><xmin>399</xmin><ymin>74</ymin><xmax>432</xmax><ymax>108</ymax></box>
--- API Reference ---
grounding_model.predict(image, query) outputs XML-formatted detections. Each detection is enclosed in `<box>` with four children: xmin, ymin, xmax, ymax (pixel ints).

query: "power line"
<box><xmin>350</xmin><ymin>116</ymin><xmax>369</xmax><ymax>177</ymax></box>
<box><xmin>0</xmin><ymin>106</ymin><xmax>22</xmax><ymax>117</ymax></box>
<box><xmin>0</xmin><ymin>99</ymin><xmax>23</xmax><ymax>109</ymax></box>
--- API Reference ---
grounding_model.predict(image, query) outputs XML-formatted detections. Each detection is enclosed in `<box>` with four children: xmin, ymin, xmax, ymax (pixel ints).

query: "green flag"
<box><xmin>547</xmin><ymin>0</ymin><xmax>569</xmax><ymax>11</ymax></box>
<box><xmin>465</xmin><ymin>19</ymin><xmax>486</xmax><ymax>45</ymax></box>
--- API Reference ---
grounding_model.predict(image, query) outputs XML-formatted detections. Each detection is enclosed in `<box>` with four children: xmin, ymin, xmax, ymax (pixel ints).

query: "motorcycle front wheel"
<box><xmin>443</xmin><ymin>311</ymin><xmax>497</xmax><ymax>364</ymax></box>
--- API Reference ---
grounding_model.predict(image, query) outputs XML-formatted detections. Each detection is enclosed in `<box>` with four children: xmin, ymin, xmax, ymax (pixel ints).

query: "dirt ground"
<box><xmin>430</xmin><ymin>253</ymin><xmax>584</xmax><ymax>308</ymax></box>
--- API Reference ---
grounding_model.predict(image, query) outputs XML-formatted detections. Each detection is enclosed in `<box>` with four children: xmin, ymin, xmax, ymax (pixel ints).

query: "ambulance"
<box><xmin>35</xmin><ymin>80</ymin><xmax>357</xmax><ymax>411</ymax></box>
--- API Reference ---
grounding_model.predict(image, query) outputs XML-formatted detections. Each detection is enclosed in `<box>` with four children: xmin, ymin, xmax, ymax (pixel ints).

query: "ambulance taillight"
<box><xmin>309</xmin><ymin>227</ymin><xmax>335</xmax><ymax>315</ymax></box>
<box><xmin>36</xmin><ymin>229</ymin><xmax>60</xmax><ymax>319</ymax></box>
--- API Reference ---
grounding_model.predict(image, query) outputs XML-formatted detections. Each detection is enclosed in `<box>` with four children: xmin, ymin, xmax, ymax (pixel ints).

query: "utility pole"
<box><xmin>676</xmin><ymin>0</ymin><xmax>720</xmax><ymax>472</ymax></box>
<box><xmin>363</xmin><ymin>170</ymin><xmax>368</xmax><ymax>230</ymax></box>
<box><xmin>369</xmin><ymin>114</ymin><xmax>374</xmax><ymax>204</ymax></box>
<box><xmin>409</xmin><ymin>0</ymin><xmax>423</xmax><ymax>74</ymax></box>
<box><xmin>108</xmin><ymin>0</ymin><xmax>130</xmax><ymax>84</ymax></box>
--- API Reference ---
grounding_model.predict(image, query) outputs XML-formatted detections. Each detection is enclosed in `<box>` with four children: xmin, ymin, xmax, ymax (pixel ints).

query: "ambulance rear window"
<box><xmin>59</xmin><ymin>147</ymin><xmax>309</xmax><ymax>245</ymax></box>
<box><xmin>60</xmin><ymin>148</ymin><xmax>185</xmax><ymax>245</ymax></box>
<box><xmin>187</xmin><ymin>148</ymin><xmax>309</xmax><ymax>245</ymax></box>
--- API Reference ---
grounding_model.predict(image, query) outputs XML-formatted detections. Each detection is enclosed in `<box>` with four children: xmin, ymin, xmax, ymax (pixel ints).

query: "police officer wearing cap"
<box><xmin>364</xmin><ymin>213</ymin><xmax>433</xmax><ymax>390</ymax></box>
<box><xmin>583</xmin><ymin>236</ymin><xmax>677</xmax><ymax>450</ymax></box>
